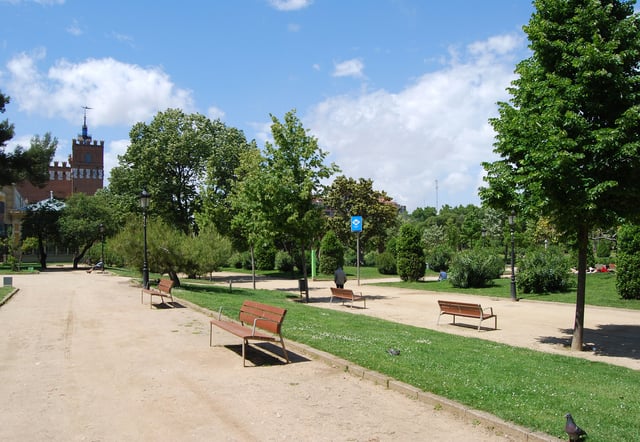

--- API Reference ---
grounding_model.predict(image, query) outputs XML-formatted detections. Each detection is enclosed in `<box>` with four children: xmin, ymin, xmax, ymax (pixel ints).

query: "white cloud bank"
<box><xmin>4</xmin><ymin>49</ymin><xmax>194</xmax><ymax>128</ymax></box>
<box><xmin>306</xmin><ymin>34</ymin><xmax>524</xmax><ymax>211</ymax></box>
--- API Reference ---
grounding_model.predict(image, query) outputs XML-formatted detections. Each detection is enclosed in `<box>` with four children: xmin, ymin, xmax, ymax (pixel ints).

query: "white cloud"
<box><xmin>306</xmin><ymin>34</ymin><xmax>523</xmax><ymax>211</ymax></box>
<box><xmin>332</xmin><ymin>58</ymin><xmax>365</xmax><ymax>79</ymax></box>
<box><xmin>103</xmin><ymin>138</ymin><xmax>129</xmax><ymax>185</ymax></box>
<box><xmin>4</xmin><ymin>51</ymin><xmax>194</xmax><ymax>127</ymax></box>
<box><xmin>66</xmin><ymin>19</ymin><xmax>83</xmax><ymax>36</ymax></box>
<box><xmin>267</xmin><ymin>0</ymin><xmax>312</xmax><ymax>11</ymax></box>
<box><xmin>207</xmin><ymin>106</ymin><xmax>226</xmax><ymax>121</ymax></box>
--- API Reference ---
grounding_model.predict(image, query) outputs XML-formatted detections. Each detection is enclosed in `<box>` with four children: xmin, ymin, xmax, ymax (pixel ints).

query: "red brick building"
<box><xmin>17</xmin><ymin>112</ymin><xmax>104</xmax><ymax>203</ymax></box>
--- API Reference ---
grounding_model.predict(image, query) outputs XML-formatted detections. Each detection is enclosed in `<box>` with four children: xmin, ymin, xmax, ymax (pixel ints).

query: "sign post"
<box><xmin>351</xmin><ymin>216</ymin><xmax>363</xmax><ymax>286</ymax></box>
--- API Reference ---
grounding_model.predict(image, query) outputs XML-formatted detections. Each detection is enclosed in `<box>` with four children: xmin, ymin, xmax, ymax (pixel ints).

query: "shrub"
<box><xmin>255</xmin><ymin>243</ymin><xmax>276</xmax><ymax>270</ymax></box>
<box><xmin>319</xmin><ymin>230</ymin><xmax>344</xmax><ymax>274</ymax></box>
<box><xmin>616</xmin><ymin>224</ymin><xmax>640</xmax><ymax>300</ymax></box>
<box><xmin>377</xmin><ymin>251</ymin><xmax>397</xmax><ymax>275</ymax></box>
<box><xmin>516</xmin><ymin>246</ymin><xmax>572</xmax><ymax>294</ymax></box>
<box><xmin>228</xmin><ymin>252</ymin><xmax>243</xmax><ymax>269</ymax></box>
<box><xmin>396</xmin><ymin>224</ymin><xmax>426</xmax><ymax>282</ymax></box>
<box><xmin>596</xmin><ymin>239</ymin><xmax>612</xmax><ymax>259</ymax></box>
<box><xmin>275</xmin><ymin>251</ymin><xmax>294</xmax><ymax>273</ymax></box>
<box><xmin>448</xmin><ymin>249</ymin><xmax>503</xmax><ymax>288</ymax></box>
<box><xmin>425</xmin><ymin>245</ymin><xmax>453</xmax><ymax>272</ymax></box>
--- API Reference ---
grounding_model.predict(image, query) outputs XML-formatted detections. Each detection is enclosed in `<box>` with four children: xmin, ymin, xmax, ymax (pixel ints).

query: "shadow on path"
<box><xmin>538</xmin><ymin>324</ymin><xmax>640</xmax><ymax>360</ymax></box>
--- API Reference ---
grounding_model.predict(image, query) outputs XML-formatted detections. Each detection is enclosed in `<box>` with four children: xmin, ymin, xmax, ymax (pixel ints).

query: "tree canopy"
<box><xmin>0</xmin><ymin>90</ymin><xmax>56</xmax><ymax>187</ymax></box>
<box><xmin>480</xmin><ymin>0</ymin><xmax>640</xmax><ymax>350</ymax></box>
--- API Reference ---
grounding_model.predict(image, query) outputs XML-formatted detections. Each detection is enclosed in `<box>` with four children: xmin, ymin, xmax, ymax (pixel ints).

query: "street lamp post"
<box><xmin>99</xmin><ymin>223</ymin><xmax>105</xmax><ymax>273</ymax></box>
<box><xmin>140</xmin><ymin>189</ymin><xmax>150</xmax><ymax>289</ymax></box>
<box><xmin>509</xmin><ymin>210</ymin><xmax>517</xmax><ymax>301</ymax></box>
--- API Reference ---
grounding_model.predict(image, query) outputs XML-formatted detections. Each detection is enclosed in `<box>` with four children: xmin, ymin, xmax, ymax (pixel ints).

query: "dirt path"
<box><xmin>5</xmin><ymin>270</ymin><xmax>638</xmax><ymax>441</ymax></box>
<box><xmin>0</xmin><ymin>270</ymin><xmax>524</xmax><ymax>442</ymax></box>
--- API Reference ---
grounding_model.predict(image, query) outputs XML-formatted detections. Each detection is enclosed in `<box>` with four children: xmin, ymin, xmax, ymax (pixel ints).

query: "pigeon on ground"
<box><xmin>387</xmin><ymin>348</ymin><xmax>400</xmax><ymax>356</ymax></box>
<box><xmin>564</xmin><ymin>413</ymin><xmax>587</xmax><ymax>441</ymax></box>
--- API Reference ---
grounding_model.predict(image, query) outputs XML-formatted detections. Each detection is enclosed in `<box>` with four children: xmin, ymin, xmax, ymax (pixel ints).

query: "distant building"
<box><xmin>17</xmin><ymin>111</ymin><xmax>104</xmax><ymax>203</ymax></box>
<box><xmin>2</xmin><ymin>111</ymin><xmax>105</xmax><ymax>258</ymax></box>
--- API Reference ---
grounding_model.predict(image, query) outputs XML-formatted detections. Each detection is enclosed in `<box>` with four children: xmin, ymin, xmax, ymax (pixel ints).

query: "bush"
<box><xmin>255</xmin><ymin>243</ymin><xmax>276</xmax><ymax>270</ymax></box>
<box><xmin>396</xmin><ymin>224</ymin><xmax>426</xmax><ymax>282</ymax></box>
<box><xmin>596</xmin><ymin>239</ymin><xmax>612</xmax><ymax>259</ymax></box>
<box><xmin>616</xmin><ymin>224</ymin><xmax>640</xmax><ymax>300</ymax></box>
<box><xmin>275</xmin><ymin>251</ymin><xmax>294</xmax><ymax>273</ymax></box>
<box><xmin>448</xmin><ymin>249</ymin><xmax>503</xmax><ymax>288</ymax></box>
<box><xmin>516</xmin><ymin>246</ymin><xmax>572</xmax><ymax>294</ymax></box>
<box><xmin>425</xmin><ymin>245</ymin><xmax>453</xmax><ymax>272</ymax></box>
<box><xmin>319</xmin><ymin>230</ymin><xmax>344</xmax><ymax>274</ymax></box>
<box><xmin>377</xmin><ymin>251</ymin><xmax>397</xmax><ymax>275</ymax></box>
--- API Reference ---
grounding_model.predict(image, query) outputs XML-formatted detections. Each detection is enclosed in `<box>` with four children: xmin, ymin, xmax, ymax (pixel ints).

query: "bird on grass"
<box><xmin>564</xmin><ymin>413</ymin><xmax>587</xmax><ymax>441</ymax></box>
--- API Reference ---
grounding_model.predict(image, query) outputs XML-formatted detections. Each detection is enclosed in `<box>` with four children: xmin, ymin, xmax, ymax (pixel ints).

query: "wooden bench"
<box><xmin>437</xmin><ymin>300</ymin><xmax>497</xmax><ymax>331</ymax></box>
<box><xmin>330</xmin><ymin>287</ymin><xmax>367</xmax><ymax>308</ymax></box>
<box><xmin>141</xmin><ymin>278</ymin><xmax>175</xmax><ymax>308</ymax></box>
<box><xmin>210</xmin><ymin>300</ymin><xmax>289</xmax><ymax>367</ymax></box>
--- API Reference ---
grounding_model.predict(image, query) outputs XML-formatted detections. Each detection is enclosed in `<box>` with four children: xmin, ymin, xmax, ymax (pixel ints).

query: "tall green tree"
<box><xmin>58</xmin><ymin>192</ymin><xmax>119</xmax><ymax>269</ymax></box>
<box><xmin>324</xmin><ymin>176</ymin><xmax>399</xmax><ymax>256</ymax></box>
<box><xmin>21</xmin><ymin>197</ymin><xmax>64</xmax><ymax>269</ymax></box>
<box><xmin>198</xmin><ymin>124</ymin><xmax>256</xmax><ymax>236</ymax></box>
<box><xmin>263</xmin><ymin>110</ymin><xmax>338</xmax><ymax>300</ymax></box>
<box><xmin>109</xmin><ymin>109</ymin><xmax>215</xmax><ymax>234</ymax></box>
<box><xmin>229</xmin><ymin>147</ymin><xmax>273</xmax><ymax>288</ymax></box>
<box><xmin>480</xmin><ymin>0</ymin><xmax>640</xmax><ymax>350</ymax></box>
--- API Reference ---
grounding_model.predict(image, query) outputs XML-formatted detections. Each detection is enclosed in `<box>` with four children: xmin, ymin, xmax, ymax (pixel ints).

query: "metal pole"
<box><xmin>357</xmin><ymin>232</ymin><xmax>361</xmax><ymax>286</ymax></box>
<box><xmin>142</xmin><ymin>209</ymin><xmax>149</xmax><ymax>289</ymax></box>
<box><xmin>100</xmin><ymin>232</ymin><xmax>105</xmax><ymax>273</ymax></box>
<box><xmin>510</xmin><ymin>225</ymin><xmax>517</xmax><ymax>301</ymax></box>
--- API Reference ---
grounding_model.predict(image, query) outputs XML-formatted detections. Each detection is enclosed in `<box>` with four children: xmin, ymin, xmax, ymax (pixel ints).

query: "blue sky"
<box><xmin>0</xmin><ymin>0</ymin><xmax>541</xmax><ymax>211</ymax></box>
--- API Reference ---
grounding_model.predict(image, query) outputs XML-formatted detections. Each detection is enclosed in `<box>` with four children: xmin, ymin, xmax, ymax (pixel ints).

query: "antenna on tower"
<box><xmin>81</xmin><ymin>106</ymin><xmax>93</xmax><ymax>141</ymax></box>
<box><xmin>435</xmin><ymin>179</ymin><xmax>439</xmax><ymax>213</ymax></box>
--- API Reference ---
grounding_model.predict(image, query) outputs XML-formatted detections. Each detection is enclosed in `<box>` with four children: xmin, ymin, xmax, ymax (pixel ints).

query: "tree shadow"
<box><xmin>538</xmin><ymin>325</ymin><xmax>640</xmax><ymax>359</ymax></box>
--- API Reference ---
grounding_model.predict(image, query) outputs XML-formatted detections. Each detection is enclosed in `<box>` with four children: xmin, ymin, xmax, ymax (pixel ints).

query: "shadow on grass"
<box><xmin>538</xmin><ymin>325</ymin><xmax>640</xmax><ymax>359</ymax></box>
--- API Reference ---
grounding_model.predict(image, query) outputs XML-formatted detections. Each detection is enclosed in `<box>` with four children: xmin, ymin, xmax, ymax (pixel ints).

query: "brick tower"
<box><xmin>70</xmin><ymin>107</ymin><xmax>104</xmax><ymax>196</ymax></box>
<box><xmin>17</xmin><ymin>108</ymin><xmax>104</xmax><ymax>202</ymax></box>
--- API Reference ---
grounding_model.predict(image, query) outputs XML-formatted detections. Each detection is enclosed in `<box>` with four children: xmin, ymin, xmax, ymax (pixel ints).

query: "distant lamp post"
<box><xmin>481</xmin><ymin>228</ymin><xmax>487</xmax><ymax>247</ymax></box>
<box><xmin>99</xmin><ymin>223</ymin><xmax>105</xmax><ymax>273</ymax></box>
<box><xmin>508</xmin><ymin>210</ymin><xmax>517</xmax><ymax>301</ymax></box>
<box><xmin>140</xmin><ymin>189</ymin><xmax>151</xmax><ymax>289</ymax></box>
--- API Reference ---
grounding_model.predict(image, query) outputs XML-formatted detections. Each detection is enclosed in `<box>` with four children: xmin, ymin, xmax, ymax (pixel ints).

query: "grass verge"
<box><xmin>175</xmin><ymin>282</ymin><xmax>640</xmax><ymax>441</ymax></box>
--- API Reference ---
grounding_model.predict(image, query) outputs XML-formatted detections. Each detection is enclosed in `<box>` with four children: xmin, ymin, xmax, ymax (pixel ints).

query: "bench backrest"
<box><xmin>438</xmin><ymin>300</ymin><xmax>482</xmax><ymax>315</ymax></box>
<box><xmin>330</xmin><ymin>287</ymin><xmax>354</xmax><ymax>296</ymax></box>
<box><xmin>238</xmin><ymin>300</ymin><xmax>287</xmax><ymax>334</ymax></box>
<box><xmin>157</xmin><ymin>279</ymin><xmax>174</xmax><ymax>293</ymax></box>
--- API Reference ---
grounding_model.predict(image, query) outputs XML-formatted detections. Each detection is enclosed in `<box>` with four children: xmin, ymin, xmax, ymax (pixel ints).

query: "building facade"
<box><xmin>16</xmin><ymin>113</ymin><xmax>104</xmax><ymax>203</ymax></box>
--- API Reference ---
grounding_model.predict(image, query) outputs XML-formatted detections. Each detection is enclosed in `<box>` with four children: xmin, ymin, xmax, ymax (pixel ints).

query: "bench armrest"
<box><xmin>483</xmin><ymin>307</ymin><xmax>494</xmax><ymax>315</ymax></box>
<box><xmin>217</xmin><ymin>306</ymin><xmax>224</xmax><ymax>320</ymax></box>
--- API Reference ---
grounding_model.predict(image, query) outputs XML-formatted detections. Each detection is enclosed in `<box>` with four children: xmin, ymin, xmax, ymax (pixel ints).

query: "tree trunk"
<box><xmin>38</xmin><ymin>236</ymin><xmax>47</xmax><ymax>270</ymax></box>
<box><xmin>250</xmin><ymin>244</ymin><xmax>256</xmax><ymax>290</ymax></box>
<box><xmin>571</xmin><ymin>224</ymin><xmax>589</xmax><ymax>351</ymax></box>
<box><xmin>301</xmin><ymin>246</ymin><xmax>309</xmax><ymax>303</ymax></box>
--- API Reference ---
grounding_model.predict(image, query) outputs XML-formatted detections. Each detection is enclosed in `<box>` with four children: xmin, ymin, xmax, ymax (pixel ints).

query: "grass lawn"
<box><xmin>175</xmin><ymin>281</ymin><xmax>640</xmax><ymax>441</ymax></box>
<box><xmin>376</xmin><ymin>271</ymin><xmax>640</xmax><ymax>310</ymax></box>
